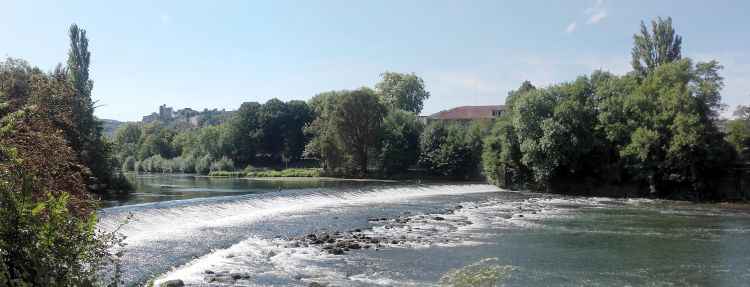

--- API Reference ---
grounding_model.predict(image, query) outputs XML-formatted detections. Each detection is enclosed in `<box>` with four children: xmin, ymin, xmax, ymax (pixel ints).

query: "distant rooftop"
<box><xmin>426</xmin><ymin>105</ymin><xmax>507</xmax><ymax>120</ymax></box>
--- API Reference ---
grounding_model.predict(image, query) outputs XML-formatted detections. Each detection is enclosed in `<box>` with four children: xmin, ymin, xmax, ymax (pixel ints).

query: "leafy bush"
<box><xmin>243</xmin><ymin>165</ymin><xmax>271</xmax><ymax>173</ymax></box>
<box><xmin>209</xmin><ymin>156</ymin><xmax>235</xmax><ymax>172</ymax></box>
<box><xmin>0</xmin><ymin>180</ymin><xmax>126</xmax><ymax>286</ymax></box>
<box><xmin>178</xmin><ymin>156</ymin><xmax>196</xmax><ymax>173</ymax></box>
<box><xmin>246</xmin><ymin>168</ymin><xmax>322</xmax><ymax>177</ymax></box>
<box><xmin>195</xmin><ymin>154</ymin><xmax>212</xmax><ymax>175</ymax></box>
<box><xmin>207</xmin><ymin>171</ymin><xmax>244</xmax><ymax>177</ymax></box>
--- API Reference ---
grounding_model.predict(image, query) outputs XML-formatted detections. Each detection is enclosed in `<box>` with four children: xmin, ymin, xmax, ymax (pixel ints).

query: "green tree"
<box><xmin>228</xmin><ymin>101</ymin><xmax>261</xmax><ymax>164</ymax></box>
<box><xmin>303</xmin><ymin>91</ymin><xmax>345</xmax><ymax>159</ymax></box>
<box><xmin>322</xmin><ymin>88</ymin><xmax>386</xmax><ymax>177</ymax></box>
<box><xmin>482</xmin><ymin>114</ymin><xmax>526</xmax><ymax>188</ymax></box>
<box><xmin>631</xmin><ymin>17</ymin><xmax>682</xmax><ymax>78</ymax></box>
<box><xmin>419</xmin><ymin>122</ymin><xmax>482</xmax><ymax>179</ymax></box>
<box><xmin>284</xmin><ymin>100</ymin><xmax>312</xmax><ymax>159</ymax></box>
<box><xmin>136</xmin><ymin>122</ymin><xmax>174</xmax><ymax>160</ymax></box>
<box><xmin>726</xmin><ymin>104</ymin><xmax>750</xmax><ymax>165</ymax></box>
<box><xmin>257</xmin><ymin>98</ymin><xmax>289</xmax><ymax>158</ymax></box>
<box><xmin>254</xmin><ymin>98</ymin><xmax>312</xmax><ymax>160</ymax></box>
<box><xmin>618</xmin><ymin>59</ymin><xmax>731</xmax><ymax>198</ymax></box>
<box><xmin>197</xmin><ymin>125</ymin><xmax>227</xmax><ymax>159</ymax></box>
<box><xmin>113</xmin><ymin>123</ymin><xmax>141</xmax><ymax>163</ymax></box>
<box><xmin>375</xmin><ymin>72</ymin><xmax>431</xmax><ymax>114</ymax></box>
<box><xmin>380</xmin><ymin>109</ymin><xmax>423</xmax><ymax>175</ymax></box>
<box><xmin>66</xmin><ymin>24</ymin><xmax>117</xmax><ymax>192</ymax></box>
<box><xmin>504</xmin><ymin>80</ymin><xmax>535</xmax><ymax>107</ymax></box>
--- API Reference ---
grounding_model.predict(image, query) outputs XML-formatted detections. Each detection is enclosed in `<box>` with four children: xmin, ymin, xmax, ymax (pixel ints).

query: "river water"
<box><xmin>98</xmin><ymin>174</ymin><xmax>750</xmax><ymax>286</ymax></box>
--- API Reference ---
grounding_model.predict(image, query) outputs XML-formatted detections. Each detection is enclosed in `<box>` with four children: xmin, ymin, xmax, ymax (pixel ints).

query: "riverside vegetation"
<box><xmin>0</xmin><ymin>17</ymin><xmax>749</xmax><ymax>286</ymax></box>
<box><xmin>115</xmin><ymin>17</ymin><xmax>748</xmax><ymax>200</ymax></box>
<box><xmin>1</xmin><ymin>25</ymin><xmax>127</xmax><ymax>285</ymax></box>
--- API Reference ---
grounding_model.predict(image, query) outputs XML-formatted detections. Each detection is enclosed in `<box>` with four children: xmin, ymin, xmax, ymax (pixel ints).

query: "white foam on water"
<box><xmin>112</xmin><ymin>184</ymin><xmax>681</xmax><ymax>286</ymax></box>
<box><xmin>154</xmin><ymin>235</ymin><xmax>350</xmax><ymax>286</ymax></box>
<box><xmin>99</xmin><ymin>184</ymin><xmax>501</xmax><ymax>248</ymax></box>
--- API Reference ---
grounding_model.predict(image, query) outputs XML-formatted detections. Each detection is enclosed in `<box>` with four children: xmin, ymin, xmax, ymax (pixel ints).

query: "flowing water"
<box><xmin>98</xmin><ymin>174</ymin><xmax>750</xmax><ymax>286</ymax></box>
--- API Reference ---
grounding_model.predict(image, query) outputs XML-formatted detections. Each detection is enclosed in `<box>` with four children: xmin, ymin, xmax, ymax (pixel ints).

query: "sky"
<box><xmin>1</xmin><ymin>0</ymin><xmax>749</xmax><ymax>121</ymax></box>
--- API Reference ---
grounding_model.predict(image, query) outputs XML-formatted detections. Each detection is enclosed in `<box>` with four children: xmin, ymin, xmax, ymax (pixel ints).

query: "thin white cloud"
<box><xmin>586</xmin><ymin>9</ymin><xmax>608</xmax><ymax>24</ymax></box>
<box><xmin>584</xmin><ymin>0</ymin><xmax>608</xmax><ymax>25</ymax></box>
<box><xmin>160</xmin><ymin>14</ymin><xmax>170</xmax><ymax>24</ymax></box>
<box><xmin>566</xmin><ymin>22</ymin><xmax>578</xmax><ymax>33</ymax></box>
<box><xmin>566</xmin><ymin>0</ymin><xmax>607</xmax><ymax>32</ymax></box>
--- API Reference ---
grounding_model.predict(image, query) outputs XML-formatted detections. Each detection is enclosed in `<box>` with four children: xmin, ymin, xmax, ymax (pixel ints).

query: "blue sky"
<box><xmin>2</xmin><ymin>0</ymin><xmax>748</xmax><ymax>121</ymax></box>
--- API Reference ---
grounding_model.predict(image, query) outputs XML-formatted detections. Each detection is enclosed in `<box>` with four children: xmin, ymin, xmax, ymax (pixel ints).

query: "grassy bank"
<box><xmin>208</xmin><ymin>168</ymin><xmax>323</xmax><ymax>178</ymax></box>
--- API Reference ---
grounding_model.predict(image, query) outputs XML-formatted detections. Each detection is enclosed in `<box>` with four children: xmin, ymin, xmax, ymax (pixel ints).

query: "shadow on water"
<box><xmin>98</xmin><ymin>173</ymin><xmax>403</xmax><ymax>207</ymax></box>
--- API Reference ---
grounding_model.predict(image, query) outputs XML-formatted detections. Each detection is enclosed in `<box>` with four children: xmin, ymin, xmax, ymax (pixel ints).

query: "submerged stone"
<box><xmin>160</xmin><ymin>279</ymin><xmax>184</xmax><ymax>287</ymax></box>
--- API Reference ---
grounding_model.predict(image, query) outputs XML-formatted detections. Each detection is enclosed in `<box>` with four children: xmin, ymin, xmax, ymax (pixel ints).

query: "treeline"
<box><xmin>114</xmin><ymin>17</ymin><xmax>750</xmax><ymax>201</ymax></box>
<box><xmin>114</xmin><ymin>72</ymin><xmax>438</xmax><ymax>177</ymax></box>
<box><xmin>114</xmin><ymin>98</ymin><xmax>311</xmax><ymax>174</ymax></box>
<box><xmin>483</xmin><ymin>17</ymin><xmax>748</xmax><ymax>200</ymax></box>
<box><xmin>0</xmin><ymin>25</ymin><xmax>124</xmax><ymax>285</ymax></box>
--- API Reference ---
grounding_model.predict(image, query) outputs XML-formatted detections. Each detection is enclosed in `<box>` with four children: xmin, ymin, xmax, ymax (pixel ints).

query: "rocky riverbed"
<box><xmin>193</xmin><ymin>204</ymin><xmax>496</xmax><ymax>285</ymax></box>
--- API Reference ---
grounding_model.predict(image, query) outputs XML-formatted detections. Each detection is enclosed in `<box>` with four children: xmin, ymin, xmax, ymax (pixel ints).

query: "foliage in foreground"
<box><xmin>0</xmin><ymin>104</ymin><xmax>125</xmax><ymax>286</ymax></box>
<box><xmin>0</xmin><ymin>24</ymin><xmax>129</xmax><ymax>194</ymax></box>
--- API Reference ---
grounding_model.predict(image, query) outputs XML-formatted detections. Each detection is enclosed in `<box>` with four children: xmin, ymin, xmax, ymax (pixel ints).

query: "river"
<box><xmin>97</xmin><ymin>174</ymin><xmax>750</xmax><ymax>286</ymax></box>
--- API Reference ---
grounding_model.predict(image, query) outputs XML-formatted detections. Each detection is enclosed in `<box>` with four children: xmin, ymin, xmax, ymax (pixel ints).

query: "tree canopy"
<box><xmin>375</xmin><ymin>72</ymin><xmax>431</xmax><ymax>114</ymax></box>
<box><xmin>480</xmin><ymin>17</ymin><xmax>743</xmax><ymax>199</ymax></box>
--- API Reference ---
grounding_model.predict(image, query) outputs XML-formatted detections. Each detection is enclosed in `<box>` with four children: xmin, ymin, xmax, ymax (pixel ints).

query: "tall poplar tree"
<box><xmin>66</xmin><ymin>24</ymin><xmax>113</xmax><ymax>192</ymax></box>
<box><xmin>631</xmin><ymin>17</ymin><xmax>683</xmax><ymax>78</ymax></box>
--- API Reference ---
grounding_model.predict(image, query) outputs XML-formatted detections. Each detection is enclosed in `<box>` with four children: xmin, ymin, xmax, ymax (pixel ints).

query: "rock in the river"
<box><xmin>370</xmin><ymin>238</ymin><xmax>380</xmax><ymax>244</ymax></box>
<box><xmin>433</xmin><ymin>216</ymin><xmax>445</xmax><ymax>221</ymax></box>
<box><xmin>228</xmin><ymin>272</ymin><xmax>250</xmax><ymax>280</ymax></box>
<box><xmin>309</xmin><ymin>282</ymin><xmax>324</xmax><ymax>287</ymax></box>
<box><xmin>160</xmin><ymin>279</ymin><xmax>185</xmax><ymax>287</ymax></box>
<box><xmin>205</xmin><ymin>270</ymin><xmax>214</xmax><ymax>274</ymax></box>
<box><xmin>328</xmin><ymin>247</ymin><xmax>344</xmax><ymax>255</ymax></box>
